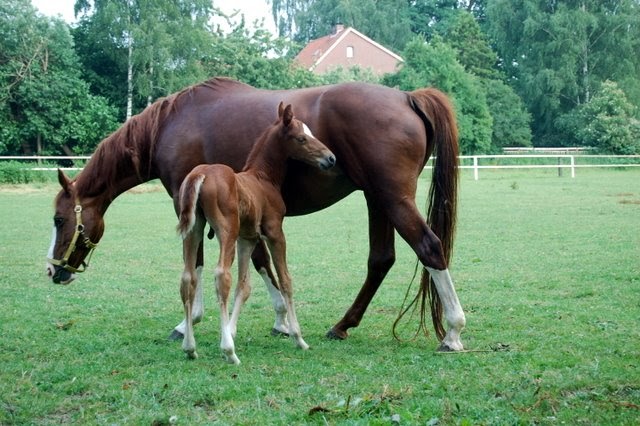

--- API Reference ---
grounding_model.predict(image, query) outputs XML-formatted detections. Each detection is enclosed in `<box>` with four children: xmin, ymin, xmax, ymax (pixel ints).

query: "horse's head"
<box><xmin>277</xmin><ymin>102</ymin><xmax>336</xmax><ymax>171</ymax></box>
<box><xmin>46</xmin><ymin>170</ymin><xmax>104</xmax><ymax>285</ymax></box>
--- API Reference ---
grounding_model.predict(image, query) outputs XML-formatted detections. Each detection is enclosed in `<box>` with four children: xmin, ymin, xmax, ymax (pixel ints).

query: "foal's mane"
<box><xmin>75</xmin><ymin>77</ymin><xmax>250</xmax><ymax>199</ymax></box>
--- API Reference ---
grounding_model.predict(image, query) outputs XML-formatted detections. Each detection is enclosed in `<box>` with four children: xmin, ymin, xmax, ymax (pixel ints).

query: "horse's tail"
<box><xmin>177</xmin><ymin>173</ymin><xmax>206</xmax><ymax>239</ymax></box>
<box><xmin>408</xmin><ymin>88</ymin><xmax>459</xmax><ymax>341</ymax></box>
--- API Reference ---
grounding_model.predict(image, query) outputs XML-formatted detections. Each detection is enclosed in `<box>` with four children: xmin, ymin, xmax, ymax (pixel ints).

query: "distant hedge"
<box><xmin>0</xmin><ymin>162</ymin><xmax>58</xmax><ymax>184</ymax></box>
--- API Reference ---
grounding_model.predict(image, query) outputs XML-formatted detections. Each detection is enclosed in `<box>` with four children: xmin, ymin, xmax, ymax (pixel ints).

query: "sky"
<box><xmin>31</xmin><ymin>0</ymin><xmax>277</xmax><ymax>34</ymax></box>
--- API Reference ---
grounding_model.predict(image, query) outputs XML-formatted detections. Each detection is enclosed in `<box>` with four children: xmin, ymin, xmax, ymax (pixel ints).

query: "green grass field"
<box><xmin>1</xmin><ymin>168</ymin><xmax>639</xmax><ymax>425</ymax></box>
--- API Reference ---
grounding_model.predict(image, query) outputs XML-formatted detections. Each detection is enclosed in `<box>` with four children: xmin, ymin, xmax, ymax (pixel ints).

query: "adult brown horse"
<box><xmin>46</xmin><ymin>77</ymin><xmax>466</xmax><ymax>351</ymax></box>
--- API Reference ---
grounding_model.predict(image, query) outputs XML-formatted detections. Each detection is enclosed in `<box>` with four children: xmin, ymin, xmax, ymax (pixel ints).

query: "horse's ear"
<box><xmin>57</xmin><ymin>169</ymin><xmax>72</xmax><ymax>194</ymax></box>
<box><xmin>283</xmin><ymin>104</ymin><xmax>293</xmax><ymax>127</ymax></box>
<box><xmin>277</xmin><ymin>102</ymin><xmax>285</xmax><ymax>120</ymax></box>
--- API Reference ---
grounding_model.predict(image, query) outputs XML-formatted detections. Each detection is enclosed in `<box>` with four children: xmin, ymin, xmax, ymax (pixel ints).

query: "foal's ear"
<box><xmin>277</xmin><ymin>101</ymin><xmax>285</xmax><ymax>119</ymax></box>
<box><xmin>57</xmin><ymin>169</ymin><xmax>72</xmax><ymax>194</ymax></box>
<box><xmin>283</xmin><ymin>104</ymin><xmax>293</xmax><ymax>127</ymax></box>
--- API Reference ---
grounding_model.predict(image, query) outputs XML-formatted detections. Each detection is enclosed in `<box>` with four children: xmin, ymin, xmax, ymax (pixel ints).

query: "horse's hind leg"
<box><xmin>228</xmin><ymin>238</ymin><xmax>255</xmax><ymax>338</ymax></box>
<box><xmin>170</xmin><ymin>242</ymin><xmax>205</xmax><ymax>341</ymax></box>
<box><xmin>251</xmin><ymin>240</ymin><xmax>290</xmax><ymax>336</ymax></box>
<box><xmin>180</xmin><ymin>218</ymin><xmax>205</xmax><ymax>359</ymax></box>
<box><xmin>265</xmin><ymin>231</ymin><xmax>309</xmax><ymax>350</ymax></box>
<box><xmin>327</xmin><ymin>199</ymin><xmax>396</xmax><ymax>340</ymax></box>
<box><xmin>215</xmin><ymin>231</ymin><xmax>241</xmax><ymax>365</ymax></box>
<box><xmin>388</xmin><ymin>198</ymin><xmax>465</xmax><ymax>351</ymax></box>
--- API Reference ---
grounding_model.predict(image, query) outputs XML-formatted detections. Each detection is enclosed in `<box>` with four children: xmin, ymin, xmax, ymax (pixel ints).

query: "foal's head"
<box><xmin>275</xmin><ymin>102</ymin><xmax>336</xmax><ymax>170</ymax></box>
<box><xmin>46</xmin><ymin>170</ymin><xmax>104</xmax><ymax>284</ymax></box>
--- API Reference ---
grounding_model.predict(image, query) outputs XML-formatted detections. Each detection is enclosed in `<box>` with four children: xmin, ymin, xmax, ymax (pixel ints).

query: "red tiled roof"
<box><xmin>294</xmin><ymin>26</ymin><xmax>403</xmax><ymax>73</ymax></box>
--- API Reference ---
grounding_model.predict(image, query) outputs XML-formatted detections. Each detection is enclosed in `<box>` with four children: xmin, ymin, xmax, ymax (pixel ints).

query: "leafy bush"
<box><xmin>0</xmin><ymin>162</ymin><xmax>54</xmax><ymax>184</ymax></box>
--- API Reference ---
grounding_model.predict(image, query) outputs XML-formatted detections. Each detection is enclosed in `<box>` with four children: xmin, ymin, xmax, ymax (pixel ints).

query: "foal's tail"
<box><xmin>407</xmin><ymin>88</ymin><xmax>459</xmax><ymax>341</ymax></box>
<box><xmin>177</xmin><ymin>173</ymin><xmax>206</xmax><ymax>239</ymax></box>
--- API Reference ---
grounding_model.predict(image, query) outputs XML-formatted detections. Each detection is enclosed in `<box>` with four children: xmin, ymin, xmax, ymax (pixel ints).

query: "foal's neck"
<box><xmin>242</xmin><ymin>128</ymin><xmax>289</xmax><ymax>188</ymax></box>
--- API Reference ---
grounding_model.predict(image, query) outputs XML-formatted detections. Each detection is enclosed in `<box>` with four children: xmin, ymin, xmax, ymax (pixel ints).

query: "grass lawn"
<box><xmin>1</xmin><ymin>168</ymin><xmax>639</xmax><ymax>425</ymax></box>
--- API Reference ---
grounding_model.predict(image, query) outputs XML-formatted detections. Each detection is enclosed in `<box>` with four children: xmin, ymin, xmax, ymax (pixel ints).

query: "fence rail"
<box><xmin>2</xmin><ymin>154</ymin><xmax>640</xmax><ymax>180</ymax></box>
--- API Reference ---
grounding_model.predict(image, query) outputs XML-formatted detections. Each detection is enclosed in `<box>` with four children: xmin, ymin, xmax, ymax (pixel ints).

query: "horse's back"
<box><xmin>155</xmin><ymin>79</ymin><xmax>427</xmax><ymax>212</ymax></box>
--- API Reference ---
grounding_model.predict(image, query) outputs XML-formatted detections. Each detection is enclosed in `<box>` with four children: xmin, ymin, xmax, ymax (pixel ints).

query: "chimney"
<box><xmin>332</xmin><ymin>24</ymin><xmax>344</xmax><ymax>35</ymax></box>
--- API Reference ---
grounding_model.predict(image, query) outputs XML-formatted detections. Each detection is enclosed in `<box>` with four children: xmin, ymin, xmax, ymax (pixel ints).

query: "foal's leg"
<box><xmin>251</xmin><ymin>241</ymin><xmax>290</xmax><ymax>336</ymax></box>
<box><xmin>180</xmin><ymin>218</ymin><xmax>205</xmax><ymax>359</ymax></box>
<box><xmin>228</xmin><ymin>238</ymin><xmax>255</xmax><ymax>338</ymax></box>
<box><xmin>265</xmin><ymin>228</ymin><xmax>309</xmax><ymax>350</ymax></box>
<box><xmin>215</xmin><ymin>230</ymin><xmax>241</xmax><ymax>365</ymax></box>
<box><xmin>170</xmin><ymin>241</ymin><xmax>205</xmax><ymax>341</ymax></box>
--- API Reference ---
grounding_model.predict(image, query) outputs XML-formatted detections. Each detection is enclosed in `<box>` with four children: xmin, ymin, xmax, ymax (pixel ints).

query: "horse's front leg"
<box><xmin>170</xmin><ymin>241</ymin><xmax>205</xmax><ymax>341</ymax></box>
<box><xmin>215</xmin><ymin>233</ymin><xmax>241</xmax><ymax>365</ymax></box>
<box><xmin>327</xmin><ymin>198</ymin><xmax>396</xmax><ymax>340</ymax></box>
<box><xmin>265</xmin><ymin>230</ymin><xmax>309</xmax><ymax>351</ymax></box>
<box><xmin>251</xmin><ymin>240</ymin><xmax>290</xmax><ymax>336</ymax></box>
<box><xmin>228</xmin><ymin>238</ymin><xmax>255</xmax><ymax>338</ymax></box>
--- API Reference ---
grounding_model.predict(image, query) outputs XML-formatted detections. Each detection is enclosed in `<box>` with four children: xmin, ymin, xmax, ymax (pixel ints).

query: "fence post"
<box><xmin>557</xmin><ymin>156</ymin><xmax>563</xmax><ymax>177</ymax></box>
<box><xmin>570</xmin><ymin>155</ymin><xmax>575</xmax><ymax>178</ymax></box>
<box><xmin>473</xmin><ymin>156</ymin><xmax>479</xmax><ymax>180</ymax></box>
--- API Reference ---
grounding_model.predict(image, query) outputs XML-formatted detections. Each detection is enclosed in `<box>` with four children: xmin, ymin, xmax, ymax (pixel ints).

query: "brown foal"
<box><xmin>176</xmin><ymin>103</ymin><xmax>336</xmax><ymax>363</ymax></box>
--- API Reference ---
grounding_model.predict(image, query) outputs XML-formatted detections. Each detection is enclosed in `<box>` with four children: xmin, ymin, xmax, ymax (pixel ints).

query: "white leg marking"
<box><xmin>259</xmin><ymin>267</ymin><xmax>290</xmax><ymax>335</ymax></box>
<box><xmin>426</xmin><ymin>267</ymin><xmax>466</xmax><ymax>351</ymax></box>
<box><xmin>215</xmin><ymin>266</ymin><xmax>240</xmax><ymax>365</ymax></box>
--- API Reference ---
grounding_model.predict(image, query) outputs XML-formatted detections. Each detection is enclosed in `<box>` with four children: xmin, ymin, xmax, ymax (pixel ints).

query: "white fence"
<box><xmin>460</xmin><ymin>154</ymin><xmax>640</xmax><ymax>180</ymax></box>
<box><xmin>2</xmin><ymin>154</ymin><xmax>640</xmax><ymax>181</ymax></box>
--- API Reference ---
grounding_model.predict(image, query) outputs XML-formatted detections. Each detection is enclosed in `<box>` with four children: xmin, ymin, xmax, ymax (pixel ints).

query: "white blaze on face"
<box><xmin>46</xmin><ymin>227</ymin><xmax>57</xmax><ymax>277</ymax></box>
<box><xmin>48</xmin><ymin>226</ymin><xmax>57</xmax><ymax>259</ymax></box>
<box><xmin>302</xmin><ymin>123</ymin><xmax>316</xmax><ymax>139</ymax></box>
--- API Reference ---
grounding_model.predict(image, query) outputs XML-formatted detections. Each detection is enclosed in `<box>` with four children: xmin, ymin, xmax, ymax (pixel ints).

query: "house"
<box><xmin>294</xmin><ymin>25</ymin><xmax>403</xmax><ymax>76</ymax></box>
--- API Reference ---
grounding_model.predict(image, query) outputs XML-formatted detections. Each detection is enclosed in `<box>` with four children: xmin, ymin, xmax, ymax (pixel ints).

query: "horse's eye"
<box><xmin>54</xmin><ymin>217</ymin><xmax>64</xmax><ymax>228</ymax></box>
<box><xmin>297</xmin><ymin>136</ymin><xmax>306</xmax><ymax>144</ymax></box>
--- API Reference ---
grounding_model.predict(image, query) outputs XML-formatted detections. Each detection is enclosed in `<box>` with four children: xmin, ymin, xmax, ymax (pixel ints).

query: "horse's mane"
<box><xmin>75</xmin><ymin>77</ymin><xmax>251</xmax><ymax>199</ymax></box>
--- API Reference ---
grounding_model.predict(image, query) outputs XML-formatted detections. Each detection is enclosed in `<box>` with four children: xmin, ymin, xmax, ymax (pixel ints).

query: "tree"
<box><xmin>383</xmin><ymin>36</ymin><xmax>493</xmax><ymax>154</ymax></box>
<box><xmin>441</xmin><ymin>11</ymin><xmax>531</xmax><ymax>149</ymax></box>
<box><xmin>74</xmin><ymin>0</ymin><xmax>216</xmax><ymax>120</ymax></box>
<box><xmin>560</xmin><ymin>80</ymin><xmax>640</xmax><ymax>154</ymax></box>
<box><xmin>271</xmin><ymin>0</ymin><xmax>412</xmax><ymax>52</ymax></box>
<box><xmin>487</xmin><ymin>0</ymin><xmax>640</xmax><ymax>145</ymax></box>
<box><xmin>0</xmin><ymin>0</ymin><xmax>117</xmax><ymax>155</ymax></box>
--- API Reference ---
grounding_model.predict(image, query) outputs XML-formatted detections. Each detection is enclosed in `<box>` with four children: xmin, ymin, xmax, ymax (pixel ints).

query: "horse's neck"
<box><xmin>75</xmin><ymin>129</ymin><xmax>153</xmax><ymax>213</ymax></box>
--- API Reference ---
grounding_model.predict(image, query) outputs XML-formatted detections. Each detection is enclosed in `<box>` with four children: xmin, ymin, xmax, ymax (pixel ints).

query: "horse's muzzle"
<box><xmin>48</xmin><ymin>264</ymin><xmax>76</xmax><ymax>285</ymax></box>
<box><xmin>320</xmin><ymin>155</ymin><xmax>336</xmax><ymax>170</ymax></box>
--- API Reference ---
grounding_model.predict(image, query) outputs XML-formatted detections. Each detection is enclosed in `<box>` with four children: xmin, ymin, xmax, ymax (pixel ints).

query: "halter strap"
<box><xmin>47</xmin><ymin>198</ymin><xmax>98</xmax><ymax>273</ymax></box>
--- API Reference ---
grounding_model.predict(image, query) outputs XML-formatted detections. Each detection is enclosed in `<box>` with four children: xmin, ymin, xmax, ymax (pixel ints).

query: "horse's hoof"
<box><xmin>186</xmin><ymin>350</ymin><xmax>198</xmax><ymax>360</ymax></box>
<box><xmin>223</xmin><ymin>352</ymin><xmax>241</xmax><ymax>365</ymax></box>
<box><xmin>437</xmin><ymin>342</ymin><xmax>463</xmax><ymax>352</ymax></box>
<box><xmin>271</xmin><ymin>328</ymin><xmax>289</xmax><ymax>337</ymax></box>
<box><xmin>168</xmin><ymin>329</ymin><xmax>184</xmax><ymax>341</ymax></box>
<box><xmin>326</xmin><ymin>328</ymin><xmax>347</xmax><ymax>340</ymax></box>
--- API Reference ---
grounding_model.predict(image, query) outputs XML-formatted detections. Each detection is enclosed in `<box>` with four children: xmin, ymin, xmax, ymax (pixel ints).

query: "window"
<box><xmin>346</xmin><ymin>46</ymin><xmax>354</xmax><ymax>58</ymax></box>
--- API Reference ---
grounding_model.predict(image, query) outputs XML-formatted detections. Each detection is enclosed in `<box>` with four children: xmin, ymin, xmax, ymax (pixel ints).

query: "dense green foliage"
<box><xmin>2</xmin><ymin>169</ymin><xmax>639</xmax><ymax>423</ymax></box>
<box><xmin>0</xmin><ymin>0</ymin><xmax>118</xmax><ymax>156</ymax></box>
<box><xmin>1</xmin><ymin>0</ymin><xmax>638</xmax><ymax>156</ymax></box>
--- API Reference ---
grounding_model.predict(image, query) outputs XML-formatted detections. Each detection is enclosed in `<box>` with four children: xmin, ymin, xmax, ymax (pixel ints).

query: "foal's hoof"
<box><xmin>270</xmin><ymin>328</ymin><xmax>289</xmax><ymax>337</ymax></box>
<box><xmin>326</xmin><ymin>328</ymin><xmax>347</xmax><ymax>340</ymax></box>
<box><xmin>185</xmin><ymin>350</ymin><xmax>198</xmax><ymax>360</ymax></box>
<box><xmin>168</xmin><ymin>329</ymin><xmax>184</xmax><ymax>341</ymax></box>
